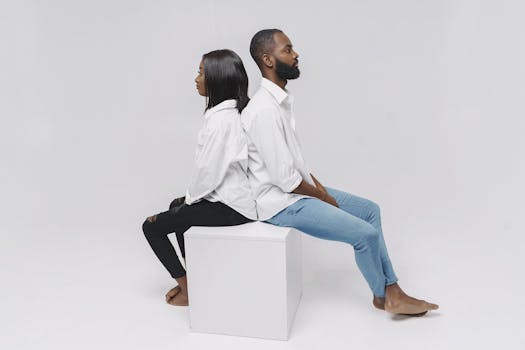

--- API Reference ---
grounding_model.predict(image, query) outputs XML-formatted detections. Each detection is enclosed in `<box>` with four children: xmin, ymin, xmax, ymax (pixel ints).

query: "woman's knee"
<box><xmin>142</xmin><ymin>219</ymin><xmax>154</xmax><ymax>238</ymax></box>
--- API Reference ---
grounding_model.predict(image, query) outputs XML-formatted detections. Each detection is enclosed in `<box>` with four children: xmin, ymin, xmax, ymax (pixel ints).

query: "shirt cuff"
<box><xmin>279</xmin><ymin>171</ymin><xmax>303</xmax><ymax>193</ymax></box>
<box><xmin>184</xmin><ymin>190</ymin><xmax>195</xmax><ymax>205</ymax></box>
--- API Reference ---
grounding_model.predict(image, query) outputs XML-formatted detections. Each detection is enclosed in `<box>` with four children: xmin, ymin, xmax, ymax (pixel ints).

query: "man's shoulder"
<box><xmin>245</xmin><ymin>86</ymin><xmax>280</xmax><ymax>111</ymax></box>
<box><xmin>242</xmin><ymin>88</ymin><xmax>281</xmax><ymax>122</ymax></box>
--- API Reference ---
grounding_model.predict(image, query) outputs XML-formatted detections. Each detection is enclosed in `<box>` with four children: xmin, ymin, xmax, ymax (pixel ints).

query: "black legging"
<box><xmin>142</xmin><ymin>197</ymin><xmax>253</xmax><ymax>279</ymax></box>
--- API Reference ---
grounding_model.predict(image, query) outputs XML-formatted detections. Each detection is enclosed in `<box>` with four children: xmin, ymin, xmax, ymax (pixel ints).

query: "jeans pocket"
<box><xmin>288</xmin><ymin>198</ymin><xmax>309</xmax><ymax>216</ymax></box>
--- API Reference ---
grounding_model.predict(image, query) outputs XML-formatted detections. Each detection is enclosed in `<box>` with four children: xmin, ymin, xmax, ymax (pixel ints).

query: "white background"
<box><xmin>1</xmin><ymin>0</ymin><xmax>524</xmax><ymax>349</ymax></box>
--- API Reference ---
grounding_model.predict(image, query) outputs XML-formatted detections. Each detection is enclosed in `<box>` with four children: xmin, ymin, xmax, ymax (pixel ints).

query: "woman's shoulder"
<box><xmin>205</xmin><ymin>105</ymin><xmax>241</xmax><ymax>132</ymax></box>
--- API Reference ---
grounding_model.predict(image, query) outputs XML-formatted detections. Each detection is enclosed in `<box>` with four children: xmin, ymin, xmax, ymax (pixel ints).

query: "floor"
<box><xmin>2</xmin><ymin>222</ymin><xmax>524</xmax><ymax>350</ymax></box>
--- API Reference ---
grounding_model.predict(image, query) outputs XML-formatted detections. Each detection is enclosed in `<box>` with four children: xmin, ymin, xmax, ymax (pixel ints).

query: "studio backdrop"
<box><xmin>1</xmin><ymin>0</ymin><xmax>524</xmax><ymax>271</ymax></box>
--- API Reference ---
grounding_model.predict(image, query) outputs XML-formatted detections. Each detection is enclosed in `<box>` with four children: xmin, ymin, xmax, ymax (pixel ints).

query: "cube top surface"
<box><xmin>185</xmin><ymin>221</ymin><xmax>293</xmax><ymax>242</ymax></box>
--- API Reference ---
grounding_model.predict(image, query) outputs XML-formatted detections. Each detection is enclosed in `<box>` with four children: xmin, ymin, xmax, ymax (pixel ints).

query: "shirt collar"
<box><xmin>261</xmin><ymin>77</ymin><xmax>293</xmax><ymax>105</ymax></box>
<box><xmin>204</xmin><ymin>99</ymin><xmax>237</xmax><ymax>119</ymax></box>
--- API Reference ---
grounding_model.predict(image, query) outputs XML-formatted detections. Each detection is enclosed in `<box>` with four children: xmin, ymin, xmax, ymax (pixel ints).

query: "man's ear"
<box><xmin>262</xmin><ymin>53</ymin><xmax>273</xmax><ymax>68</ymax></box>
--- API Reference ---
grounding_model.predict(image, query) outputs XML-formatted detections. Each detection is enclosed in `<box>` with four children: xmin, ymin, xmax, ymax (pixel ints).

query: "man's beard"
<box><xmin>275</xmin><ymin>57</ymin><xmax>300</xmax><ymax>80</ymax></box>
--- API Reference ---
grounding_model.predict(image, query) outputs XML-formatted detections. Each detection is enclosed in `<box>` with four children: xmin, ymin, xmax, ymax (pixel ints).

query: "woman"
<box><xmin>142</xmin><ymin>49</ymin><xmax>256</xmax><ymax>307</ymax></box>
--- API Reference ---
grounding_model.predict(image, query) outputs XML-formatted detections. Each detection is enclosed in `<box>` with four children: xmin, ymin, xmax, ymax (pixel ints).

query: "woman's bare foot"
<box><xmin>384</xmin><ymin>283</ymin><xmax>438</xmax><ymax>315</ymax></box>
<box><xmin>165</xmin><ymin>286</ymin><xmax>181</xmax><ymax>304</ymax></box>
<box><xmin>166</xmin><ymin>275</ymin><xmax>189</xmax><ymax>306</ymax></box>
<box><xmin>167</xmin><ymin>290</ymin><xmax>188</xmax><ymax>306</ymax></box>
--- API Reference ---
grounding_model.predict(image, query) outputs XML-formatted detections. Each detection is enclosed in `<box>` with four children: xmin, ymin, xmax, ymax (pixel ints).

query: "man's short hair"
<box><xmin>249</xmin><ymin>29</ymin><xmax>283</xmax><ymax>68</ymax></box>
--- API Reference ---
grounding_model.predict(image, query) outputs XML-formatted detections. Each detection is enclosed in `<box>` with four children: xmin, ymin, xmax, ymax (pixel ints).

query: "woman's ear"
<box><xmin>262</xmin><ymin>53</ymin><xmax>273</xmax><ymax>69</ymax></box>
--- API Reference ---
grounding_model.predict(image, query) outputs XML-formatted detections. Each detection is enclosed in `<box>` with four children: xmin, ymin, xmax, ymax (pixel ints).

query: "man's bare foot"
<box><xmin>373</xmin><ymin>296</ymin><xmax>385</xmax><ymax>310</ymax></box>
<box><xmin>167</xmin><ymin>290</ymin><xmax>188</xmax><ymax>306</ymax></box>
<box><xmin>165</xmin><ymin>286</ymin><xmax>181</xmax><ymax>303</ymax></box>
<box><xmin>373</xmin><ymin>295</ymin><xmax>428</xmax><ymax>316</ymax></box>
<box><xmin>384</xmin><ymin>283</ymin><xmax>438</xmax><ymax>315</ymax></box>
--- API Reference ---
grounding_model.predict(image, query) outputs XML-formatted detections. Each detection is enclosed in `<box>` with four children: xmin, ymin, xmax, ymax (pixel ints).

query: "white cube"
<box><xmin>184</xmin><ymin>221</ymin><xmax>303</xmax><ymax>340</ymax></box>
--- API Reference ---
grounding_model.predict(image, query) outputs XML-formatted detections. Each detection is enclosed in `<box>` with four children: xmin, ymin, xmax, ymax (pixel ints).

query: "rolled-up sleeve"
<box><xmin>246</xmin><ymin>107</ymin><xmax>302</xmax><ymax>193</ymax></box>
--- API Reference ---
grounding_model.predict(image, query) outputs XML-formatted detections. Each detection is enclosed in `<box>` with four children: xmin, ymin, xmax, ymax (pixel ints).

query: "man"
<box><xmin>241</xmin><ymin>29</ymin><xmax>439</xmax><ymax>316</ymax></box>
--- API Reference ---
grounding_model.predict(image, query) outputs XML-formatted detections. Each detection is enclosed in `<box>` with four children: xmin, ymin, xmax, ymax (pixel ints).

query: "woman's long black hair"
<box><xmin>202</xmin><ymin>49</ymin><xmax>250</xmax><ymax>113</ymax></box>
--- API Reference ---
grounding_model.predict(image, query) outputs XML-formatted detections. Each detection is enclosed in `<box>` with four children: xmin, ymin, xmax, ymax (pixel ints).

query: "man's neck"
<box><xmin>262</xmin><ymin>73</ymin><xmax>287</xmax><ymax>90</ymax></box>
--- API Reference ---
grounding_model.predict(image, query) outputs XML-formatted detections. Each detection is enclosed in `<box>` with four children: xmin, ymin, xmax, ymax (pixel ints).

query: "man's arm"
<box><xmin>245</xmin><ymin>108</ymin><xmax>304</xmax><ymax>193</ymax></box>
<box><xmin>245</xmin><ymin>108</ymin><xmax>338</xmax><ymax>207</ymax></box>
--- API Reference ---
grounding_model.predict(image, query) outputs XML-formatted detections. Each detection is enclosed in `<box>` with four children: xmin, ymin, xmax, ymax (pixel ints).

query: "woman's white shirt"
<box><xmin>184</xmin><ymin>99</ymin><xmax>257</xmax><ymax>220</ymax></box>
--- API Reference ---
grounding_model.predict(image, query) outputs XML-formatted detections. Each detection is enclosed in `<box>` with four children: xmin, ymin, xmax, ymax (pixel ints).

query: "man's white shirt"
<box><xmin>241</xmin><ymin>77</ymin><xmax>315</xmax><ymax>220</ymax></box>
<box><xmin>185</xmin><ymin>99</ymin><xmax>257</xmax><ymax>220</ymax></box>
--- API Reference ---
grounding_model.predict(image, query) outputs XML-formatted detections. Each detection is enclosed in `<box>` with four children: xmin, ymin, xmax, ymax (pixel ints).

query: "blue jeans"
<box><xmin>265</xmin><ymin>187</ymin><xmax>398</xmax><ymax>297</ymax></box>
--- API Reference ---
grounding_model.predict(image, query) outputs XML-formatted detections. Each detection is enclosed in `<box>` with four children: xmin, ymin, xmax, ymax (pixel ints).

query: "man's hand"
<box><xmin>320</xmin><ymin>191</ymin><xmax>339</xmax><ymax>208</ymax></box>
<box><xmin>310</xmin><ymin>173</ymin><xmax>338</xmax><ymax>207</ymax></box>
<box><xmin>314</xmin><ymin>180</ymin><xmax>327</xmax><ymax>195</ymax></box>
<box><xmin>292</xmin><ymin>176</ymin><xmax>339</xmax><ymax>208</ymax></box>
<box><xmin>310</xmin><ymin>173</ymin><xmax>327</xmax><ymax>194</ymax></box>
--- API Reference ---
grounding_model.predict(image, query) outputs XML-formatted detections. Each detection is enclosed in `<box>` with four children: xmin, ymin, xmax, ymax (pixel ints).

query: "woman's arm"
<box><xmin>185</xmin><ymin>124</ymin><xmax>235</xmax><ymax>203</ymax></box>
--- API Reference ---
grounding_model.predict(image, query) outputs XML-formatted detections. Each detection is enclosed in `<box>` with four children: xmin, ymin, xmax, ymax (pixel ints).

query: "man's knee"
<box><xmin>367</xmin><ymin>199</ymin><xmax>380</xmax><ymax>214</ymax></box>
<box><xmin>365</xmin><ymin>200</ymin><xmax>381</xmax><ymax>221</ymax></box>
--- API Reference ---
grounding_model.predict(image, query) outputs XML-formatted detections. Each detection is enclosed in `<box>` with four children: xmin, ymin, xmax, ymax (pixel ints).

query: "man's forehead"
<box><xmin>273</xmin><ymin>32</ymin><xmax>292</xmax><ymax>47</ymax></box>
